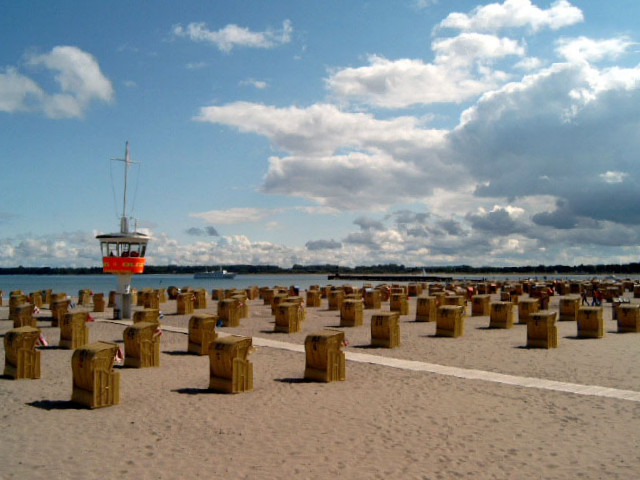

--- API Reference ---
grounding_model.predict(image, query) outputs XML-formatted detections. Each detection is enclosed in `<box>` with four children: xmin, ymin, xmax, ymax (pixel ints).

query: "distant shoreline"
<box><xmin>1</xmin><ymin>262</ymin><xmax>640</xmax><ymax>276</ymax></box>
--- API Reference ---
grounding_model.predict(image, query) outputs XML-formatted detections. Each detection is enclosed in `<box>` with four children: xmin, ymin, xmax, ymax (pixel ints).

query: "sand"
<box><xmin>2</xmin><ymin>289</ymin><xmax>640</xmax><ymax>479</ymax></box>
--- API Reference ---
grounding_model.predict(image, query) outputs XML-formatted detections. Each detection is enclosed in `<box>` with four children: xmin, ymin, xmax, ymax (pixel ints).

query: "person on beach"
<box><xmin>581</xmin><ymin>290</ymin><xmax>588</xmax><ymax>305</ymax></box>
<box><xmin>591</xmin><ymin>288</ymin><xmax>601</xmax><ymax>306</ymax></box>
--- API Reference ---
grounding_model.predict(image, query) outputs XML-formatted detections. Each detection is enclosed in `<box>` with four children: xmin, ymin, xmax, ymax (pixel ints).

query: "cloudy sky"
<box><xmin>2</xmin><ymin>0</ymin><xmax>640</xmax><ymax>268</ymax></box>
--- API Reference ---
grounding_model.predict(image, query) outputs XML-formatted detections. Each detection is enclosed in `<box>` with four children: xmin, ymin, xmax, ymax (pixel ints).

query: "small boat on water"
<box><xmin>194</xmin><ymin>268</ymin><xmax>237</xmax><ymax>279</ymax></box>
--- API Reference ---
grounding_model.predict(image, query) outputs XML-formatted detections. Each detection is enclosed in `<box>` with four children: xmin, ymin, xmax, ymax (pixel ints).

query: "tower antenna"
<box><xmin>111</xmin><ymin>141</ymin><xmax>140</xmax><ymax>233</ymax></box>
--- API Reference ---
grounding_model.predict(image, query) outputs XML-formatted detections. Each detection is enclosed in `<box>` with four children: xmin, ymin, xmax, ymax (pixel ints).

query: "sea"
<box><xmin>1</xmin><ymin>272</ymin><xmax>637</xmax><ymax>298</ymax></box>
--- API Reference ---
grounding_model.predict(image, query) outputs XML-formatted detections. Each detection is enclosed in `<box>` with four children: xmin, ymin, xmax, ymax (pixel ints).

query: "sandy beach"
<box><xmin>2</xmin><ymin>287</ymin><xmax>640</xmax><ymax>479</ymax></box>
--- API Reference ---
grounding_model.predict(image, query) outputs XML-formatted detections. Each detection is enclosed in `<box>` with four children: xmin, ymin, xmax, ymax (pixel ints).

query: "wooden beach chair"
<box><xmin>304</xmin><ymin>330</ymin><xmax>346</xmax><ymax>382</ymax></box>
<box><xmin>4</xmin><ymin>326</ymin><xmax>42</xmax><ymax>379</ymax></box>
<box><xmin>209</xmin><ymin>335</ymin><xmax>254</xmax><ymax>393</ymax></box>
<box><xmin>71</xmin><ymin>342</ymin><xmax>120</xmax><ymax>408</ymax></box>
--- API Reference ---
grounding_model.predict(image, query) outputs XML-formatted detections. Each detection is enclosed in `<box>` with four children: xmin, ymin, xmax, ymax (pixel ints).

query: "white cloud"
<box><xmin>0</xmin><ymin>46</ymin><xmax>113</xmax><ymax>118</ymax></box>
<box><xmin>514</xmin><ymin>56</ymin><xmax>543</xmax><ymax>71</ymax></box>
<box><xmin>195</xmin><ymin>102</ymin><xmax>459</xmax><ymax>209</ymax></box>
<box><xmin>27</xmin><ymin>46</ymin><xmax>114</xmax><ymax>118</ymax></box>
<box><xmin>240</xmin><ymin>78</ymin><xmax>268</xmax><ymax>89</ymax></box>
<box><xmin>195</xmin><ymin>102</ymin><xmax>445</xmax><ymax>156</ymax></box>
<box><xmin>556</xmin><ymin>36</ymin><xmax>635</xmax><ymax>63</ymax></box>
<box><xmin>432</xmin><ymin>33</ymin><xmax>525</xmax><ymax>66</ymax></box>
<box><xmin>173</xmin><ymin>20</ymin><xmax>293</xmax><ymax>53</ymax></box>
<box><xmin>599</xmin><ymin>171</ymin><xmax>628</xmax><ymax>184</ymax></box>
<box><xmin>295</xmin><ymin>206</ymin><xmax>341</xmax><ymax>215</ymax></box>
<box><xmin>186</xmin><ymin>61</ymin><xmax>207</xmax><ymax>70</ymax></box>
<box><xmin>450</xmin><ymin>58</ymin><xmax>640</xmax><ymax>226</ymax></box>
<box><xmin>0</xmin><ymin>67</ymin><xmax>43</xmax><ymax>112</ymax></box>
<box><xmin>189</xmin><ymin>207</ymin><xmax>276</xmax><ymax>224</ymax></box>
<box><xmin>439</xmin><ymin>0</ymin><xmax>583</xmax><ymax>33</ymax></box>
<box><xmin>327</xmin><ymin>33</ymin><xmax>524</xmax><ymax>108</ymax></box>
<box><xmin>415</xmin><ymin>0</ymin><xmax>438</xmax><ymax>9</ymax></box>
<box><xmin>181</xmin><ymin>3</ymin><xmax>640</xmax><ymax>266</ymax></box>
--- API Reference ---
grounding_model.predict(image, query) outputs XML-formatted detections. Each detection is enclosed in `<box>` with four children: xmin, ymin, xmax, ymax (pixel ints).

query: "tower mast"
<box><xmin>111</xmin><ymin>140</ymin><xmax>139</xmax><ymax>234</ymax></box>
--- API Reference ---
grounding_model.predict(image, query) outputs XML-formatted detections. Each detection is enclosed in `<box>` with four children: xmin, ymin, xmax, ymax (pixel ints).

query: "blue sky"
<box><xmin>2</xmin><ymin>0</ymin><xmax>640</xmax><ymax>268</ymax></box>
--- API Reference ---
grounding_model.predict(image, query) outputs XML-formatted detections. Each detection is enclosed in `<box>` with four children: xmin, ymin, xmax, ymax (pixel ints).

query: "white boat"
<box><xmin>194</xmin><ymin>268</ymin><xmax>237</xmax><ymax>279</ymax></box>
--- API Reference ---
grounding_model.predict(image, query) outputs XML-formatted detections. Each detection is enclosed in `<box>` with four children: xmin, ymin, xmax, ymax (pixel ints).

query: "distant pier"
<box><xmin>327</xmin><ymin>273</ymin><xmax>453</xmax><ymax>282</ymax></box>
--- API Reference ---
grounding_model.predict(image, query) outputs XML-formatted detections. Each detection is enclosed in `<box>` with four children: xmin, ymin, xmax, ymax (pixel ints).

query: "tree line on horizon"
<box><xmin>2</xmin><ymin>262</ymin><xmax>640</xmax><ymax>276</ymax></box>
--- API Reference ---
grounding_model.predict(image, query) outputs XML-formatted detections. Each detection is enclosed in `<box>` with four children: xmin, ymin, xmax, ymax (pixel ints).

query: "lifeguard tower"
<box><xmin>96</xmin><ymin>142</ymin><xmax>149</xmax><ymax>319</ymax></box>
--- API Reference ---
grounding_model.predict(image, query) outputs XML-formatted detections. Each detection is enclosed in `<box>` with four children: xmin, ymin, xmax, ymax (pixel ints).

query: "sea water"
<box><xmin>1</xmin><ymin>273</ymin><xmax>636</xmax><ymax>299</ymax></box>
<box><xmin>0</xmin><ymin>273</ymin><xmax>347</xmax><ymax>298</ymax></box>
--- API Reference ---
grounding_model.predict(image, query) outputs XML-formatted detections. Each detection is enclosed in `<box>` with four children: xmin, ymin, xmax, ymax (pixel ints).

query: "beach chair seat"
<box><xmin>78</xmin><ymin>289</ymin><xmax>92</xmax><ymax>307</ymax></box>
<box><xmin>306</xmin><ymin>289</ymin><xmax>322</xmax><ymax>308</ymax></box>
<box><xmin>577</xmin><ymin>307</ymin><xmax>604</xmax><ymax>339</ymax></box>
<box><xmin>4</xmin><ymin>326</ymin><xmax>42</xmax><ymax>379</ymax></box>
<box><xmin>327</xmin><ymin>289</ymin><xmax>345</xmax><ymax>311</ymax></box>
<box><xmin>436</xmin><ymin>305</ymin><xmax>465</xmax><ymax>337</ymax></box>
<box><xmin>415</xmin><ymin>295</ymin><xmax>437</xmax><ymax>322</ymax></box>
<box><xmin>304</xmin><ymin>330</ymin><xmax>345</xmax><ymax>382</ymax></box>
<box><xmin>363</xmin><ymin>288</ymin><xmax>382</xmax><ymax>310</ymax></box>
<box><xmin>193</xmin><ymin>288</ymin><xmax>207</xmax><ymax>309</ymax></box>
<box><xmin>559</xmin><ymin>296</ymin><xmax>581</xmax><ymax>321</ymax></box>
<box><xmin>188</xmin><ymin>314</ymin><xmax>218</xmax><ymax>355</ymax></box>
<box><xmin>230</xmin><ymin>293</ymin><xmax>249</xmax><ymax>318</ymax></box>
<box><xmin>133</xmin><ymin>308</ymin><xmax>160</xmax><ymax>325</ymax></box>
<box><xmin>489</xmin><ymin>302</ymin><xmax>514</xmax><ymax>329</ymax></box>
<box><xmin>9</xmin><ymin>294</ymin><xmax>27</xmax><ymax>324</ymax></box>
<box><xmin>471</xmin><ymin>295</ymin><xmax>491</xmax><ymax>317</ymax></box>
<box><xmin>371</xmin><ymin>312</ymin><xmax>401</xmax><ymax>347</ymax></box>
<box><xmin>123</xmin><ymin>322</ymin><xmax>161</xmax><ymax>368</ymax></box>
<box><xmin>517</xmin><ymin>298</ymin><xmax>539</xmax><ymax>325</ymax></box>
<box><xmin>59</xmin><ymin>312</ymin><xmax>90</xmax><ymax>349</ymax></box>
<box><xmin>176</xmin><ymin>292</ymin><xmax>194</xmax><ymax>315</ymax></box>
<box><xmin>527</xmin><ymin>311</ymin><xmax>558</xmax><ymax>348</ymax></box>
<box><xmin>617</xmin><ymin>304</ymin><xmax>640</xmax><ymax>333</ymax></box>
<box><xmin>275</xmin><ymin>302</ymin><xmax>302</xmax><ymax>333</ymax></box>
<box><xmin>50</xmin><ymin>299</ymin><xmax>69</xmax><ymax>327</ymax></box>
<box><xmin>209</xmin><ymin>336</ymin><xmax>254</xmax><ymax>393</ymax></box>
<box><xmin>71</xmin><ymin>342</ymin><xmax>120</xmax><ymax>408</ymax></box>
<box><xmin>340</xmin><ymin>299</ymin><xmax>364</xmax><ymax>327</ymax></box>
<box><xmin>218</xmin><ymin>298</ymin><xmax>242</xmax><ymax>327</ymax></box>
<box><xmin>12</xmin><ymin>303</ymin><xmax>36</xmax><ymax>328</ymax></box>
<box><xmin>93</xmin><ymin>293</ymin><xmax>105</xmax><ymax>312</ymax></box>
<box><xmin>390</xmin><ymin>293</ymin><xmax>409</xmax><ymax>315</ymax></box>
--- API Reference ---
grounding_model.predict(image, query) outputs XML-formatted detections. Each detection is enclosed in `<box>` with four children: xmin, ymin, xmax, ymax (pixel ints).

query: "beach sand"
<box><xmin>2</xmin><ymin>289</ymin><xmax>640</xmax><ymax>479</ymax></box>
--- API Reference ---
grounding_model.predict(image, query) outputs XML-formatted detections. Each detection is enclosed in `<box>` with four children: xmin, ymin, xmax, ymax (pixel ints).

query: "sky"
<box><xmin>2</xmin><ymin>0</ymin><xmax>640</xmax><ymax>269</ymax></box>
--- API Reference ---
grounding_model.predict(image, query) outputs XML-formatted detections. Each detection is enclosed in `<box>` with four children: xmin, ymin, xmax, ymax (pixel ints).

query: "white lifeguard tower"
<box><xmin>96</xmin><ymin>142</ymin><xmax>149</xmax><ymax>319</ymax></box>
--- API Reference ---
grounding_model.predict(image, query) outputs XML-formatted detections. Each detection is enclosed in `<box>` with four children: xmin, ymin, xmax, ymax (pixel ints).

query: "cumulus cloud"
<box><xmin>27</xmin><ymin>46</ymin><xmax>114</xmax><ymax>118</ymax></box>
<box><xmin>183</xmin><ymin>0</ymin><xmax>640</xmax><ymax>266</ymax></box>
<box><xmin>0</xmin><ymin>67</ymin><xmax>43</xmax><ymax>113</ymax></box>
<box><xmin>0</xmin><ymin>46</ymin><xmax>113</xmax><ymax>118</ymax></box>
<box><xmin>466</xmin><ymin>206</ymin><xmax>528</xmax><ymax>234</ymax></box>
<box><xmin>599</xmin><ymin>171</ymin><xmax>628</xmax><ymax>184</ymax></box>
<box><xmin>327</xmin><ymin>33</ymin><xmax>524</xmax><ymax>108</ymax></box>
<box><xmin>439</xmin><ymin>0</ymin><xmax>583</xmax><ymax>33</ymax></box>
<box><xmin>556</xmin><ymin>36</ymin><xmax>635</xmax><ymax>63</ymax></box>
<box><xmin>305</xmin><ymin>239</ymin><xmax>342</xmax><ymax>251</ymax></box>
<box><xmin>195</xmin><ymin>102</ymin><xmax>458</xmax><ymax>210</ymax></box>
<box><xmin>449</xmin><ymin>58</ymin><xmax>640</xmax><ymax>227</ymax></box>
<box><xmin>189</xmin><ymin>207</ymin><xmax>276</xmax><ymax>224</ymax></box>
<box><xmin>173</xmin><ymin>20</ymin><xmax>293</xmax><ymax>53</ymax></box>
<box><xmin>240</xmin><ymin>78</ymin><xmax>268</xmax><ymax>89</ymax></box>
<box><xmin>186</xmin><ymin>226</ymin><xmax>220</xmax><ymax>237</ymax></box>
<box><xmin>354</xmin><ymin>216</ymin><xmax>386</xmax><ymax>231</ymax></box>
<box><xmin>0</xmin><ymin>231</ymin><xmax>99</xmax><ymax>268</ymax></box>
<box><xmin>186</xmin><ymin>61</ymin><xmax>207</xmax><ymax>70</ymax></box>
